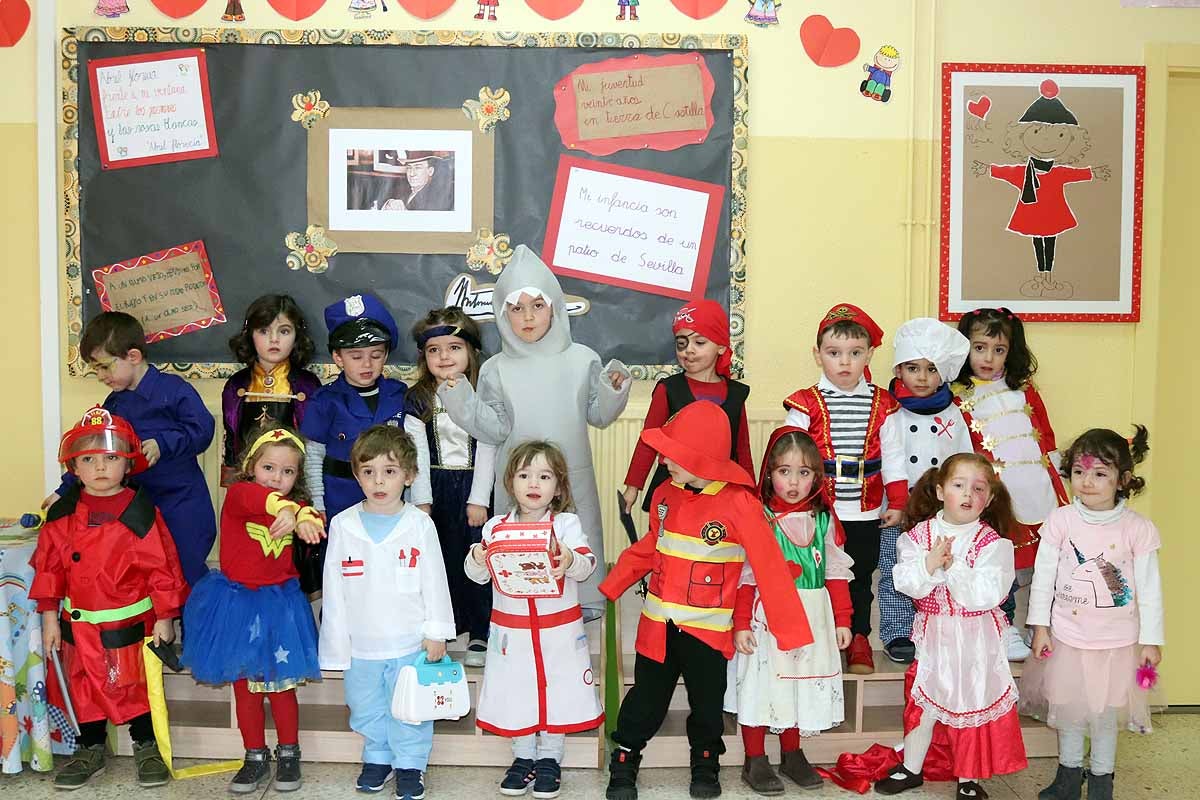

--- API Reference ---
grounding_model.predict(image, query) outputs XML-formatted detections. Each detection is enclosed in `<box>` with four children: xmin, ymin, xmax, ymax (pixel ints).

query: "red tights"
<box><xmin>740</xmin><ymin>725</ymin><xmax>802</xmax><ymax>758</ymax></box>
<box><xmin>233</xmin><ymin>679</ymin><xmax>299</xmax><ymax>749</ymax></box>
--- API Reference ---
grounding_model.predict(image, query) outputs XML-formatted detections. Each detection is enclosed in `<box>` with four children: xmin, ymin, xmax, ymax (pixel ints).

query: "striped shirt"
<box><xmin>821</xmin><ymin>389</ymin><xmax>874</xmax><ymax>504</ymax></box>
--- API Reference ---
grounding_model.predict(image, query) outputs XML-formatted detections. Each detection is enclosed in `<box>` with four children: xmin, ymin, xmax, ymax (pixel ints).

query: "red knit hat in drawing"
<box><xmin>672</xmin><ymin>299</ymin><xmax>732</xmax><ymax>377</ymax></box>
<box><xmin>1019</xmin><ymin>80</ymin><xmax>1078</xmax><ymax>126</ymax></box>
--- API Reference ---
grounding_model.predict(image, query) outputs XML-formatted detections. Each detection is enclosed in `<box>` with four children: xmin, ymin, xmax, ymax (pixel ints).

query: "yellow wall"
<box><xmin>1</xmin><ymin>0</ymin><xmax>1197</xmax><ymax>698</ymax></box>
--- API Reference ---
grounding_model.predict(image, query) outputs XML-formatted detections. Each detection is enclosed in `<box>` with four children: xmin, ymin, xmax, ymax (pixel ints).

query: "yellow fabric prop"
<box><xmin>142</xmin><ymin>639</ymin><xmax>242</xmax><ymax>779</ymax></box>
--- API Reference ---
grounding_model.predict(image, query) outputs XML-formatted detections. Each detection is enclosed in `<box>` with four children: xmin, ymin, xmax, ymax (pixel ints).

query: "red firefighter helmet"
<box><xmin>58</xmin><ymin>405</ymin><xmax>149</xmax><ymax>474</ymax></box>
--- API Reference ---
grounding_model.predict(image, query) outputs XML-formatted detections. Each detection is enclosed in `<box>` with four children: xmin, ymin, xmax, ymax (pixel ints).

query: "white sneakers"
<box><xmin>1004</xmin><ymin>625</ymin><xmax>1032</xmax><ymax>662</ymax></box>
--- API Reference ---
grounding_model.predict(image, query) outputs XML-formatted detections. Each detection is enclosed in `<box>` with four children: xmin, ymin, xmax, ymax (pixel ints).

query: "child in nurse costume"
<box><xmin>465</xmin><ymin>441</ymin><xmax>602</xmax><ymax>800</ymax></box>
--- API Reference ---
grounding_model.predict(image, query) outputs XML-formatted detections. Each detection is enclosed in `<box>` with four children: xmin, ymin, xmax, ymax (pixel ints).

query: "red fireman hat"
<box><xmin>640</xmin><ymin>401</ymin><xmax>755</xmax><ymax>487</ymax></box>
<box><xmin>58</xmin><ymin>405</ymin><xmax>148</xmax><ymax>475</ymax></box>
<box><xmin>817</xmin><ymin>303</ymin><xmax>884</xmax><ymax>347</ymax></box>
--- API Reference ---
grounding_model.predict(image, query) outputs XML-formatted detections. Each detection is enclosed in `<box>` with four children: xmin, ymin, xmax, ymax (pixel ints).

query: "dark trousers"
<box><xmin>1001</xmin><ymin>577</ymin><xmax>1019</xmax><ymax>624</ymax></box>
<box><xmin>612</xmin><ymin>622</ymin><xmax>727</xmax><ymax>760</ymax></box>
<box><xmin>842</xmin><ymin>519</ymin><xmax>883</xmax><ymax>637</ymax></box>
<box><xmin>78</xmin><ymin>711</ymin><xmax>154</xmax><ymax>748</ymax></box>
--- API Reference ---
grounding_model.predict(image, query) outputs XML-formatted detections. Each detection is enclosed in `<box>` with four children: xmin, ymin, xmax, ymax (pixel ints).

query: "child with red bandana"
<box><xmin>621</xmin><ymin>300</ymin><xmax>752</xmax><ymax>514</ymax></box>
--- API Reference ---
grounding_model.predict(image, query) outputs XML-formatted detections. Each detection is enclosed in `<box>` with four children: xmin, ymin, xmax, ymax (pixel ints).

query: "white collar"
<box><xmin>817</xmin><ymin>373</ymin><xmax>873</xmax><ymax>397</ymax></box>
<box><xmin>934</xmin><ymin>510</ymin><xmax>981</xmax><ymax>539</ymax></box>
<box><xmin>1073</xmin><ymin>497</ymin><xmax>1126</xmax><ymax>526</ymax></box>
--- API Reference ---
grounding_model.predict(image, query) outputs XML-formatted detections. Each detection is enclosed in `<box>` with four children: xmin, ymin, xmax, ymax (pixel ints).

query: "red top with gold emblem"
<box><xmin>600</xmin><ymin>479</ymin><xmax>813</xmax><ymax>662</ymax></box>
<box><xmin>220</xmin><ymin>481</ymin><xmax>321</xmax><ymax>589</ymax></box>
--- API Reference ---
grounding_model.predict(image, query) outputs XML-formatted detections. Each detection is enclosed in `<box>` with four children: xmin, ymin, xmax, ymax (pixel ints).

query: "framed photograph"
<box><xmin>940</xmin><ymin>63</ymin><xmax>1145</xmax><ymax>322</ymax></box>
<box><xmin>307</xmin><ymin>108</ymin><xmax>494</xmax><ymax>254</ymax></box>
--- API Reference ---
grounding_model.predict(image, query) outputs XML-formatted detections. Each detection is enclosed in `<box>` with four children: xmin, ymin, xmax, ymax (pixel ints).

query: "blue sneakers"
<box><xmin>394</xmin><ymin>768</ymin><xmax>426</xmax><ymax>800</ymax></box>
<box><xmin>500</xmin><ymin>758</ymin><xmax>536</xmax><ymax>796</ymax></box>
<box><xmin>532</xmin><ymin>758</ymin><xmax>562</xmax><ymax>799</ymax></box>
<box><xmin>357</xmin><ymin>763</ymin><xmax>393</xmax><ymax>793</ymax></box>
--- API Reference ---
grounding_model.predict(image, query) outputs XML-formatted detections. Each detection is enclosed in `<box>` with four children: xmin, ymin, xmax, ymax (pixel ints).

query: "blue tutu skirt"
<box><xmin>182</xmin><ymin>571</ymin><xmax>321</xmax><ymax>689</ymax></box>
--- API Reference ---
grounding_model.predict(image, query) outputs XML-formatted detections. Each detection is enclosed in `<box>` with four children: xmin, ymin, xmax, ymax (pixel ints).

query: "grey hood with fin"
<box><xmin>492</xmin><ymin>245</ymin><xmax>574</xmax><ymax>359</ymax></box>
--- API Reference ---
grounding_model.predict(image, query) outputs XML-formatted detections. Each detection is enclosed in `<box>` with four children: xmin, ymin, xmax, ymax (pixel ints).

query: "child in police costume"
<box><xmin>600</xmin><ymin>401</ymin><xmax>812</xmax><ymax>800</ymax></box>
<box><xmin>32</xmin><ymin>407</ymin><xmax>189</xmax><ymax>790</ymax></box>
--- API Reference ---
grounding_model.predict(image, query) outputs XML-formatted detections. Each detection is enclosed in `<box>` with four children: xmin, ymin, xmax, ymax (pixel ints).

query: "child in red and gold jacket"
<box><xmin>600</xmin><ymin>401</ymin><xmax>812</xmax><ymax>800</ymax></box>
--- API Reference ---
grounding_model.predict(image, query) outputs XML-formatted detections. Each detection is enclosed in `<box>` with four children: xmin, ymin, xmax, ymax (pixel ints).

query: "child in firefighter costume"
<box><xmin>31</xmin><ymin>407</ymin><xmax>189</xmax><ymax>790</ymax></box>
<box><xmin>601</xmin><ymin>401</ymin><xmax>812</xmax><ymax>800</ymax></box>
<box><xmin>465</xmin><ymin>440</ymin><xmax>602</xmax><ymax>799</ymax></box>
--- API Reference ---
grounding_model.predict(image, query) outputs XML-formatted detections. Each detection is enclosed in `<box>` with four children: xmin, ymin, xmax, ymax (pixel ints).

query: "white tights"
<box><xmin>900</xmin><ymin>713</ymin><xmax>979</xmax><ymax>784</ymax></box>
<box><xmin>1057</xmin><ymin>709</ymin><xmax>1118</xmax><ymax>776</ymax></box>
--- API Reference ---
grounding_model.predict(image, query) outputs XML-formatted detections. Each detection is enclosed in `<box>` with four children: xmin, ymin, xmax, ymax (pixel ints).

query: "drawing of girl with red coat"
<box><xmin>971</xmin><ymin>80</ymin><xmax>1111</xmax><ymax>301</ymax></box>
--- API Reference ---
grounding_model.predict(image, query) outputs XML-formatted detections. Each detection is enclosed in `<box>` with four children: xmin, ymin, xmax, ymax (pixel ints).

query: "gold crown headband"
<box><xmin>243</xmin><ymin>428</ymin><xmax>306</xmax><ymax>472</ymax></box>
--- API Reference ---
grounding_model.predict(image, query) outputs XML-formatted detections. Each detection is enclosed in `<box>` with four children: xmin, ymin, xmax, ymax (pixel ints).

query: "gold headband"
<box><xmin>243</xmin><ymin>428</ymin><xmax>306</xmax><ymax>472</ymax></box>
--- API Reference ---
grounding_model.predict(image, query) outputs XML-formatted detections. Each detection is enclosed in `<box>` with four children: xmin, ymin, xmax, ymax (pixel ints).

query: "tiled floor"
<box><xmin>3</xmin><ymin>714</ymin><xmax>1194</xmax><ymax>799</ymax></box>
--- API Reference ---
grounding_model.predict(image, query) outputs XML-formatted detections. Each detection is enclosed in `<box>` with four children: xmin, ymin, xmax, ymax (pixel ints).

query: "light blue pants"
<box><xmin>345</xmin><ymin>653</ymin><xmax>434</xmax><ymax>771</ymax></box>
<box><xmin>512</xmin><ymin>732</ymin><xmax>566</xmax><ymax>762</ymax></box>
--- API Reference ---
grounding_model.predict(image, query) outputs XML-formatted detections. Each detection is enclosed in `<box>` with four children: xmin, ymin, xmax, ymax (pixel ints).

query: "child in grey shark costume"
<box><xmin>438</xmin><ymin>245</ymin><xmax>632</xmax><ymax>611</ymax></box>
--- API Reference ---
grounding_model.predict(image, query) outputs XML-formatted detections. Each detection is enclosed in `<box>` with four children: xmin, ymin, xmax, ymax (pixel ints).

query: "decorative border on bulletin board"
<box><xmin>59</xmin><ymin>27</ymin><xmax>749</xmax><ymax>382</ymax></box>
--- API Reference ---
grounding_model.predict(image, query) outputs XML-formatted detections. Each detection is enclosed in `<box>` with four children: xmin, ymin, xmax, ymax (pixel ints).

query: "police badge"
<box><xmin>345</xmin><ymin>294</ymin><xmax>365</xmax><ymax>317</ymax></box>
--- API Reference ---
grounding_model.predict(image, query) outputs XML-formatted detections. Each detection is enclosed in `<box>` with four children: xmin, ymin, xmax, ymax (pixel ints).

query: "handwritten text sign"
<box><xmin>92</xmin><ymin>240</ymin><xmax>227</xmax><ymax>342</ymax></box>
<box><xmin>554</xmin><ymin>53</ymin><xmax>715</xmax><ymax>156</ymax></box>
<box><xmin>87</xmin><ymin>48</ymin><xmax>219</xmax><ymax>170</ymax></box>
<box><xmin>542</xmin><ymin>156</ymin><xmax>723</xmax><ymax>301</ymax></box>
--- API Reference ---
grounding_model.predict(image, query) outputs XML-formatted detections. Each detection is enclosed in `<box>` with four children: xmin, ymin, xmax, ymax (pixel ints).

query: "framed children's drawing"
<box><xmin>939</xmin><ymin>63</ymin><xmax>1145</xmax><ymax>322</ymax></box>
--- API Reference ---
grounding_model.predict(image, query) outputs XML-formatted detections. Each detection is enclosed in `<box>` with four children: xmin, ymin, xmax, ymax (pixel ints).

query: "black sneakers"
<box><xmin>499</xmin><ymin>757</ymin><xmax>536</xmax><ymax>796</ymax></box>
<box><xmin>229</xmin><ymin>748</ymin><xmax>272</xmax><ymax>794</ymax></box>
<box><xmin>605</xmin><ymin>747</ymin><xmax>641</xmax><ymax>800</ymax></box>
<box><xmin>273</xmin><ymin>744</ymin><xmax>303</xmax><ymax>792</ymax></box>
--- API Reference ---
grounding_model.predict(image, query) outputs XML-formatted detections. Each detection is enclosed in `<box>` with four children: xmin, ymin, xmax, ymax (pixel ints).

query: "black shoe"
<box><xmin>1087</xmin><ymin>772</ymin><xmax>1113</xmax><ymax>800</ymax></box>
<box><xmin>1037</xmin><ymin>764</ymin><xmax>1083</xmax><ymax>800</ymax></box>
<box><xmin>274</xmin><ymin>744</ymin><xmax>302</xmax><ymax>792</ymax></box>
<box><xmin>884</xmin><ymin>637</ymin><xmax>916</xmax><ymax>664</ymax></box>
<box><xmin>230</xmin><ymin>748</ymin><xmax>272</xmax><ymax>794</ymax></box>
<box><xmin>957</xmin><ymin>781</ymin><xmax>988</xmax><ymax>799</ymax></box>
<box><xmin>689</xmin><ymin>755</ymin><xmax>721</xmax><ymax>799</ymax></box>
<box><xmin>500</xmin><ymin>758</ymin><xmax>536</xmax><ymax>796</ymax></box>
<box><xmin>394</xmin><ymin>768</ymin><xmax>425</xmax><ymax>800</ymax></box>
<box><xmin>532</xmin><ymin>758</ymin><xmax>561</xmax><ymax>799</ymax></box>
<box><xmin>356</xmin><ymin>763</ymin><xmax>393</xmax><ymax>793</ymax></box>
<box><xmin>874</xmin><ymin>764</ymin><xmax>923</xmax><ymax>795</ymax></box>
<box><xmin>606</xmin><ymin>747</ymin><xmax>641</xmax><ymax>800</ymax></box>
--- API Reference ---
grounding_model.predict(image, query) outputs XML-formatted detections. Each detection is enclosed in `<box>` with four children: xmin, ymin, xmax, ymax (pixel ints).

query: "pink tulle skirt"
<box><xmin>1018</xmin><ymin>637</ymin><xmax>1157</xmax><ymax>733</ymax></box>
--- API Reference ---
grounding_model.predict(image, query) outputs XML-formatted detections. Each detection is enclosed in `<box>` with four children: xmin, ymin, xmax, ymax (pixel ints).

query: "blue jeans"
<box><xmin>345</xmin><ymin>653</ymin><xmax>434</xmax><ymax>770</ymax></box>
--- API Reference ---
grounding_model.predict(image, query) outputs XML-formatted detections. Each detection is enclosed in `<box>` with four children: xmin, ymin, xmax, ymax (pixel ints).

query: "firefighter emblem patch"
<box><xmin>701</xmin><ymin>521</ymin><xmax>727</xmax><ymax>545</ymax></box>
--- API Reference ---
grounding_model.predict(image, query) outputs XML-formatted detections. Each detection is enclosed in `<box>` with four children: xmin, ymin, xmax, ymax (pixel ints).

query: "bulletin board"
<box><xmin>60</xmin><ymin>27</ymin><xmax>748</xmax><ymax>380</ymax></box>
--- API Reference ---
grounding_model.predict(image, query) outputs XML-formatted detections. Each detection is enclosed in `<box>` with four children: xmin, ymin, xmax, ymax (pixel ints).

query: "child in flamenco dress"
<box><xmin>727</xmin><ymin>426</ymin><xmax>853</xmax><ymax>795</ymax></box>
<box><xmin>1020</xmin><ymin>426</ymin><xmax>1163</xmax><ymax>800</ymax></box>
<box><xmin>874</xmin><ymin>453</ymin><xmax>1027</xmax><ymax>800</ymax></box>
<box><xmin>182</xmin><ymin>427</ymin><xmax>325</xmax><ymax>794</ymax></box>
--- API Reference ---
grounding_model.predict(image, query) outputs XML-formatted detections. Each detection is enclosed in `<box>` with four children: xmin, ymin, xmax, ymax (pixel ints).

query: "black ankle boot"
<box><xmin>1037</xmin><ymin>764</ymin><xmax>1083</xmax><ymax>800</ymax></box>
<box><xmin>689</xmin><ymin>752</ymin><xmax>721</xmax><ymax>799</ymax></box>
<box><xmin>606</xmin><ymin>747</ymin><xmax>641</xmax><ymax>800</ymax></box>
<box><xmin>230</xmin><ymin>748</ymin><xmax>272</xmax><ymax>794</ymax></box>
<box><xmin>274</xmin><ymin>743</ymin><xmax>302</xmax><ymax>792</ymax></box>
<box><xmin>1088</xmin><ymin>772</ymin><xmax>1113</xmax><ymax>800</ymax></box>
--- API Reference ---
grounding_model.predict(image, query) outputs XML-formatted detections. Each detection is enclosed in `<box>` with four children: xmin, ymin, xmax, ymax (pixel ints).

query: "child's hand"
<box><xmin>925</xmin><ymin>537</ymin><xmax>951</xmax><ymax>574</ymax></box>
<box><xmin>296</xmin><ymin>519</ymin><xmax>325</xmax><ymax>545</ymax></box>
<box><xmin>550</xmin><ymin>539</ymin><xmax>574</xmax><ymax>579</ymax></box>
<box><xmin>42</xmin><ymin>612</ymin><xmax>61</xmax><ymax>653</ymax></box>
<box><xmin>466</xmin><ymin>504</ymin><xmax>488</xmax><ymax>527</ymax></box>
<box><xmin>152</xmin><ymin>618</ymin><xmax>176</xmax><ymax>646</ymax></box>
<box><xmin>1030</xmin><ymin>626</ymin><xmax>1053</xmax><ymax>660</ymax></box>
<box><xmin>270</xmin><ymin>508</ymin><xmax>298</xmax><ymax>539</ymax></box>
<box><xmin>41</xmin><ymin>491</ymin><xmax>61</xmax><ymax>510</ymax></box>
<box><xmin>423</xmin><ymin>638</ymin><xmax>447</xmax><ymax>662</ymax></box>
<box><xmin>142</xmin><ymin>438</ymin><xmax>161</xmax><ymax>467</ymax></box>
<box><xmin>880</xmin><ymin>509</ymin><xmax>904</xmax><ymax>528</ymax></box>
<box><xmin>1094</xmin><ymin>164</ymin><xmax>1113</xmax><ymax>182</ymax></box>
<box><xmin>441</xmin><ymin>373</ymin><xmax>463</xmax><ymax>390</ymax></box>
<box><xmin>734</xmin><ymin>630</ymin><xmax>757</xmax><ymax>655</ymax></box>
<box><xmin>471</xmin><ymin>542</ymin><xmax>487</xmax><ymax>565</ymax></box>
<box><xmin>836</xmin><ymin>627</ymin><xmax>852</xmax><ymax>650</ymax></box>
<box><xmin>1140</xmin><ymin>644</ymin><xmax>1162</xmax><ymax>668</ymax></box>
<box><xmin>609</xmin><ymin>370</ymin><xmax>629</xmax><ymax>391</ymax></box>
<box><xmin>621</xmin><ymin>486</ymin><xmax>640</xmax><ymax>515</ymax></box>
<box><xmin>970</xmin><ymin>159</ymin><xmax>990</xmax><ymax>178</ymax></box>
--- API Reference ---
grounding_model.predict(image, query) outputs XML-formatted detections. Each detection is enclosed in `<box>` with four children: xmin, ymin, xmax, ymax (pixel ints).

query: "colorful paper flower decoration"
<box><xmin>466</xmin><ymin>228</ymin><xmax>513</xmax><ymax>275</ymax></box>
<box><xmin>285</xmin><ymin>225</ymin><xmax>338</xmax><ymax>274</ymax></box>
<box><xmin>462</xmin><ymin>87</ymin><xmax>511</xmax><ymax>134</ymax></box>
<box><xmin>291</xmin><ymin>91</ymin><xmax>331</xmax><ymax>129</ymax></box>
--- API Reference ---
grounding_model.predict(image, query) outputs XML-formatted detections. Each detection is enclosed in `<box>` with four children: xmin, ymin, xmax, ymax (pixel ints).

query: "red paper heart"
<box><xmin>0</xmin><ymin>0</ymin><xmax>31</xmax><ymax>48</ymax></box>
<box><xmin>669</xmin><ymin>0</ymin><xmax>727</xmax><ymax>20</ymax></box>
<box><xmin>524</xmin><ymin>0</ymin><xmax>583</xmax><ymax>19</ymax></box>
<box><xmin>967</xmin><ymin>95</ymin><xmax>992</xmax><ymax>120</ymax></box>
<box><xmin>395</xmin><ymin>0</ymin><xmax>453</xmax><ymax>18</ymax></box>
<box><xmin>149</xmin><ymin>0</ymin><xmax>207</xmax><ymax>18</ymax></box>
<box><xmin>799</xmin><ymin>14</ymin><xmax>860</xmax><ymax>68</ymax></box>
<box><xmin>266</xmin><ymin>0</ymin><xmax>327</xmax><ymax>20</ymax></box>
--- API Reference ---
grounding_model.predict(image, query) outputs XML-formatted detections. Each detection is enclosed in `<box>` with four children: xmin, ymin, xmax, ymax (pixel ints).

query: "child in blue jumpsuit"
<box><xmin>45</xmin><ymin>312</ymin><xmax>216</xmax><ymax>586</ymax></box>
<box><xmin>300</xmin><ymin>293</ymin><xmax>430</xmax><ymax>592</ymax></box>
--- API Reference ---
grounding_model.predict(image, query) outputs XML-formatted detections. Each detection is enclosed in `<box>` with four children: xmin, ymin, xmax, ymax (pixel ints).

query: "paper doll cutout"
<box><xmin>860</xmin><ymin>45</ymin><xmax>900</xmax><ymax>103</ymax></box>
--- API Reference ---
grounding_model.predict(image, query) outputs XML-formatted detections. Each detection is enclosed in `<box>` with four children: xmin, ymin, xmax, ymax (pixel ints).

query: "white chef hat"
<box><xmin>891</xmin><ymin>317</ymin><xmax>970</xmax><ymax>385</ymax></box>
